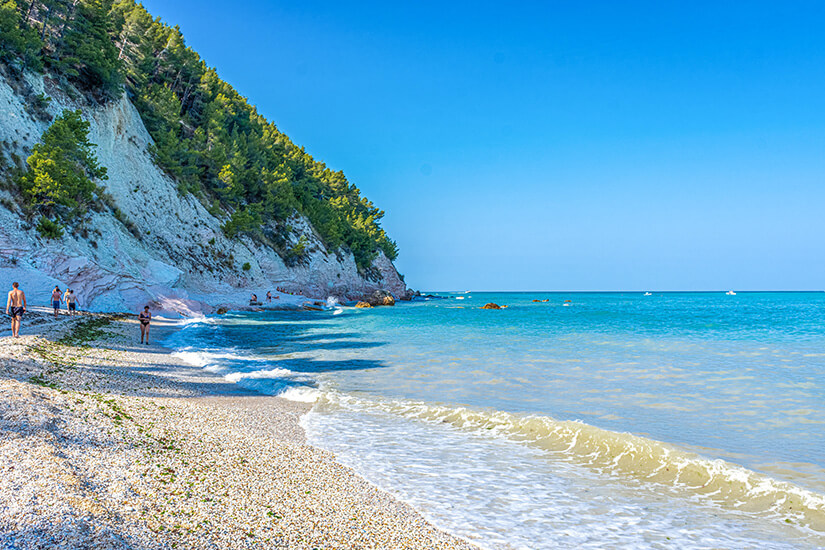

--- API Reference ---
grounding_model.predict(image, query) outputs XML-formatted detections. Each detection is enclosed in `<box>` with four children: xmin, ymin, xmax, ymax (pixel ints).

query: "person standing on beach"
<box><xmin>266</xmin><ymin>291</ymin><xmax>272</xmax><ymax>303</ymax></box>
<box><xmin>64</xmin><ymin>289</ymin><xmax>78</xmax><ymax>315</ymax></box>
<box><xmin>139</xmin><ymin>305</ymin><xmax>151</xmax><ymax>344</ymax></box>
<box><xmin>51</xmin><ymin>286</ymin><xmax>61</xmax><ymax>318</ymax></box>
<box><xmin>5</xmin><ymin>282</ymin><xmax>26</xmax><ymax>338</ymax></box>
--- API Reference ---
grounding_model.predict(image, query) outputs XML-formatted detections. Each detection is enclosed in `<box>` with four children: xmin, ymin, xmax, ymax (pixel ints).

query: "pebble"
<box><xmin>0</xmin><ymin>308</ymin><xmax>477</xmax><ymax>549</ymax></box>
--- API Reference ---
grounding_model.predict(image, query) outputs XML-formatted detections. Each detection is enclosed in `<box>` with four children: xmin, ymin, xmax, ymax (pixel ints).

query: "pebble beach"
<box><xmin>0</xmin><ymin>308</ymin><xmax>476</xmax><ymax>549</ymax></box>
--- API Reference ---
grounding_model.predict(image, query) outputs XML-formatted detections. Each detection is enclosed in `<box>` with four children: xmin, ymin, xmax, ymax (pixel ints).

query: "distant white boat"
<box><xmin>643</xmin><ymin>292</ymin><xmax>652</xmax><ymax>296</ymax></box>
<box><xmin>726</xmin><ymin>290</ymin><xmax>737</xmax><ymax>296</ymax></box>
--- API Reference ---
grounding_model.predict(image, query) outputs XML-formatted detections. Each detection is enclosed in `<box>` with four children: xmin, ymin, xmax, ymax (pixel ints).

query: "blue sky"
<box><xmin>143</xmin><ymin>0</ymin><xmax>825</xmax><ymax>291</ymax></box>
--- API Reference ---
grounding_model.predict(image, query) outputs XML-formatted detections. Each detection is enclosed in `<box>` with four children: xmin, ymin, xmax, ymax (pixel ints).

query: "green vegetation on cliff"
<box><xmin>0</xmin><ymin>0</ymin><xmax>397</xmax><ymax>271</ymax></box>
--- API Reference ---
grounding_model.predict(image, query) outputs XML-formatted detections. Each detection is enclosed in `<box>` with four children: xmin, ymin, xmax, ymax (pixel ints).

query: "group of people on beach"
<box><xmin>5</xmin><ymin>282</ymin><xmax>153</xmax><ymax>344</ymax></box>
<box><xmin>251</xmin><ymin>290</ymin><xmax>290</xmax><ymax>305</ymax></box>
<box><xmin>5</xmin><ymin>283</ymin><xmax>83</xmax><ymax>338</ymax></box>
<box><xmin>49</xmin><ymin>286</ymin><xmax>80</xmax><ymax>317</ymax></box>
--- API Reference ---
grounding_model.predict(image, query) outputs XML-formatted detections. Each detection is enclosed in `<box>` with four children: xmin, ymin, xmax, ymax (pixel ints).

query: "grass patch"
<box><xmin>59</xmin><ymin>316</ymin><xmax>113</xmax><ymax>347</ymax></box>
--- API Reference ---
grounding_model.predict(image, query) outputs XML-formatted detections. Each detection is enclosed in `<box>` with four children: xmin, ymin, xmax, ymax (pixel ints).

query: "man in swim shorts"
<box><xmin>6</xmin><ymin>282</ymin><xmax>26</xmax><ymax>338</ymax></box>
<box><xmin>51</xmin><ymin>286</ymin><xmax>61</xmax><ymax>318</ymax></box>
<box><xmin>64</xmin><ymin>289</ymin><xmax>78</xmax><ymax>314</ymax></box>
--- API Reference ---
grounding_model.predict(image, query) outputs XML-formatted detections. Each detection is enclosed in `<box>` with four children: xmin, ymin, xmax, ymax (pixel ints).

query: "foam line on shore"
<box><xmin>315</xmin><ymin>392</ymin><xmax>825</xmax><ymax>535</ymax></box>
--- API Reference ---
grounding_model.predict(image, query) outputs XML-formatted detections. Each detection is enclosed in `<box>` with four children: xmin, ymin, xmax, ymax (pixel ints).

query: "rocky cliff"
<box><xmin>0</xmin><ymin>69</ymin><xmax>407</xmax><ymax>315</ymax></box>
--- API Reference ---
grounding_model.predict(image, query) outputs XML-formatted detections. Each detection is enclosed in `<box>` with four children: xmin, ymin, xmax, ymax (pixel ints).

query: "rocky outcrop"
<box><xmin>481</xmin><ymin>303</ymin><xmax>503</xmax><ymax>309</ymax></box>
<box><xmin>0</xmin><ymin>70</ymin><xmax>409</xmax><ymax>315</ymax></box>
<box><xmin>363</xmin><ymin>289</ymin><xmax>396</xmax><ymax>307</ymax></box>
<box><xmin>355</xmin><ymin>302</ymin><xmax>372</xmax><ymax>308</ymax></box>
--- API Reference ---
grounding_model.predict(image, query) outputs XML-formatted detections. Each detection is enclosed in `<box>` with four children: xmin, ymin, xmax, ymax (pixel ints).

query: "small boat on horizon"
<box><xmin>644</xmin><ymin>292</ymin><xmax>652</xmax><ymax>296</ymax></box>
<box><xmin>726</xmin><ymin>290</ymin><xmax>737</xmax><ymax>296</ymax></box>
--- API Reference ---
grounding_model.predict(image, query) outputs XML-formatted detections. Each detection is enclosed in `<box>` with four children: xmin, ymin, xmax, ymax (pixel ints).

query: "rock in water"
<box><xmin>355</xmin><ymin>301</ymin><xmax>372</xmax><ymax>308</ymax></box>
<box><xmin>481</xmin><ymin>303</ymin><xmax>503</xmax><ymax>309</ymax></box>
<box><xmin>216</xmin><ymin>307</ymin><xmax>229</xmax><ymax>314</ymax></box>
<box><xmin>365</xmin><ymin>289</ymin><xmax>395</xmax><ymax>306</ymax></box>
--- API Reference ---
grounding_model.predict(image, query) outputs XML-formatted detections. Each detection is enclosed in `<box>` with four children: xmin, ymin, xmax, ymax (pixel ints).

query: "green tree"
<box><xmin>18</xmin><ymin>109</ymin><xmax>107</xmax><ymax>221</ymax></box>
<box><xmin>0</xmin><ymin>0</ymin><xmax>43</xmax><ymax>68</ymax></box>
<box><xmin>57</xmin><ymin>0</ymin><xmax>122</xmax><ymax>97</ymax></box>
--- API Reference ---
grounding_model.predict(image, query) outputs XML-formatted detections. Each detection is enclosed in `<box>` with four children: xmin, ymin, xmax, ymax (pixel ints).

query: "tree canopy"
<box><xmin>18</xmin><ymin>108</ymin><xmax>107</xmax><ymax>224</ymax></box>
<box><xmin>1</xmin><ymin>0</ymin><xmax>398</xmax><ymax>270</ymax></box>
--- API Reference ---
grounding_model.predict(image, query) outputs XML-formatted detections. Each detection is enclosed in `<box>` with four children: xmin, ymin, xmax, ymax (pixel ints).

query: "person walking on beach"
<box><xmin>64</xmin><ymin>289</ymin><xmax>78</xmax><ymax>315</ymax></box>
<box><xmin>5</xmin><ymin>282</ymin><xmax>26</xmax><ymax>338</ymax></box>
<box><xmin>51</xmin><ymin>286</ymin><xmax>61</xmax><ymax>318</ymax></box>
<box><xmin>139</xmin><ymin>305</ymin><xmax>151</xmax><ymax>345</ymax></box>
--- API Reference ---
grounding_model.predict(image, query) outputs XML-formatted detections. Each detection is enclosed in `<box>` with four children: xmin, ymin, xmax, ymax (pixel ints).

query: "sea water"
<box><xmin>166</xmin><ymin>292</ymin><xmax>825</xmax><ymax>548</ymax></box>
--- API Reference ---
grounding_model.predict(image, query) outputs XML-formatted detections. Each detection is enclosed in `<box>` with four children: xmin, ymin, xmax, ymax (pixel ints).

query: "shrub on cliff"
<box><xmin>36</xmin><ymin>216</ymin><xmax>63</xmax><ymax>239</ymax></box>
<box><xmin>17</xmin><ymin>109</ymin><xmax>107</xmax><ymax>225</ymax></box>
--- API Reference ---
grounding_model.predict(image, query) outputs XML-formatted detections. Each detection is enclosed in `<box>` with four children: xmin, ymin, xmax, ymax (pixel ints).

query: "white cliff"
<box><xmin>0</xmin><ymin>69</ymin><xmax>407</xmax><ymax>315</ymax></box>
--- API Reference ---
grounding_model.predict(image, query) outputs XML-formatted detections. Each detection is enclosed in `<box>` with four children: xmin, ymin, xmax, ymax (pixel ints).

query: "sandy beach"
<box><xmin>0</xmin><ymin>308</ymin><xmax>476</xmax><ymax>549</ymax></box>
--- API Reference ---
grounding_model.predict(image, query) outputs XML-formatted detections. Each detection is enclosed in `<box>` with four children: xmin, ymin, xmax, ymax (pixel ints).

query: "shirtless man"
<box><xmin>64</xmin><ymin>289</ymin><xmax>78</xmax><ymax>315</ymax></box>
<box><xmin>5</xmin><ymin>282</ymin><xmax>26</xmax><ymax>338</ymax></box>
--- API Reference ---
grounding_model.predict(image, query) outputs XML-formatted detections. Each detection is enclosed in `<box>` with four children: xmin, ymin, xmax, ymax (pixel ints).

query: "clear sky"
<box><xmin>142</xmin><ymin>0</ymin><xmax>825</xmax><ymax>291</ymax></box>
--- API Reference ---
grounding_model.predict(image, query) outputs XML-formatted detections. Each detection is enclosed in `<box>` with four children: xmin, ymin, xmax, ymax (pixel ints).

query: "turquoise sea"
<box><xmin>167</xmin><ymin>292</ymin><xmax>825</xmax><ymax>549</ymax></box>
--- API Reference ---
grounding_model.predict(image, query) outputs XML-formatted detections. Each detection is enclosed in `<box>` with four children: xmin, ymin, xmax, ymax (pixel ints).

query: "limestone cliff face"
<box><xmin>0</xmin><ymin>70</ymin><xmax>407</xmax><ymax>315</ymax></box>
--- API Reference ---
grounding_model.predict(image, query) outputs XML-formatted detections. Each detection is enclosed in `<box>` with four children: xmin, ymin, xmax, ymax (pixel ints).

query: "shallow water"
<box><xmin>166</xmin><ymin>292</ymin><xmax>825</xmax><ymax>548</ymax></box>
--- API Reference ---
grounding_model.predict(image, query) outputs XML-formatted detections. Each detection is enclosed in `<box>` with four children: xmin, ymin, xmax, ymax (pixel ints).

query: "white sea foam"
<box><xmin>224</xmin><ymin>368</ymin><xmax>295</xmax><ymax>383</ymax></box>
<box><xmin>305</xmin><ymin>404</ymin><xmax>819</xmax><ymax>549</ymax></box>
<box><xmin>279</xmin><ymin>386</ymin><xmax>322</xmax><ymax>403</ymax></box>
<box><xmin>313</xmin><ymin>392</ymin><xmax>825</xmax><ymax>538</ymax></box>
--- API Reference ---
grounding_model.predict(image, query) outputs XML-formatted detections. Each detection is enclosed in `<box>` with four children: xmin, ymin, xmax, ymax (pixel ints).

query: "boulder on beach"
<box><xmin>355</xmin><ymin>301</ymin><xmax>372</xmax><ymax>308</ymax></box>
<box><xmin>216</xmin><ymin>307</ymin><xmax>229</xmax><ymax>315</ymax></box>
<box><xmin>481</xmin><ymin>303</ymin><xmax>503</xmax><ymax>309</ymax></box>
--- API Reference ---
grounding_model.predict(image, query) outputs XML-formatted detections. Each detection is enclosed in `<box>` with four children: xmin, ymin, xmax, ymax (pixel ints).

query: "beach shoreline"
<box><xmin>0</xmin><ymin>308</ymin><xmax>476</xmax><ymax>549</ymax></box>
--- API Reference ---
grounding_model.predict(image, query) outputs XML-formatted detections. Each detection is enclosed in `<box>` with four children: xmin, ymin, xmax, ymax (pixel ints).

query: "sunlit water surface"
<box><xmin>167</xmin><ymin>292</ymin><xmax>825</xmax><ymax>549</ymax></box>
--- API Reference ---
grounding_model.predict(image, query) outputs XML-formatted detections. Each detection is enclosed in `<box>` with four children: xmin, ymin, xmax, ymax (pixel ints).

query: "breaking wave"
<box><xmin>316</xmin><ymin>393</ymin><xmax>825</xmax><ymax>535</ymax></box>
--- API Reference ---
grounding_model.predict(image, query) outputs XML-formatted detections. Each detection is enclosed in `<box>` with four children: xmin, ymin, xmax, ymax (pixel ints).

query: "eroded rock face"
<box><xmin>355</xmin><ymin>302</ymin><xmax>372</xmax><ymax>308</ymax></box>
<box><xmin>481</xmin><ymin>303</ymin><xmax>503</xmax><ymax>309</ymax></box>
<box><xmin>0</xmin><ymin>70</ymin><xmax>410</xmax><ymax>315</ymax></box>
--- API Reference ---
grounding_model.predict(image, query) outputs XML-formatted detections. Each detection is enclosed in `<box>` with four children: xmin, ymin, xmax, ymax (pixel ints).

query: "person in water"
<box><xmin>5</xmin><ymin>282</ymin><xmax>26</xmax><ymax>338</ymax></box>
<box><xmin>138</xmin><ymin>306</ymin><xmax>151</xmax><ymax>344</ymax></box>
<box><xmin>51</xmin><ymin>286</ymin><xmax>62</xmax><ymax>318</ymax></box>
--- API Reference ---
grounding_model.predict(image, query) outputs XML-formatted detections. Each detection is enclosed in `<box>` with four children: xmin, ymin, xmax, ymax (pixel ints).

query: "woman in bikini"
<box><xmin>139</xmin><ymin>305</ymin><xmax>151</xmax><ymax>344</ymax></box>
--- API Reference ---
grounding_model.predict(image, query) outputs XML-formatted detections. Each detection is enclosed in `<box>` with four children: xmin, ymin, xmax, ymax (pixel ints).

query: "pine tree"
<box><xmin>18</xmin><ymin>109</ymin><xmax>108</xmax><ymax>221</ymax></box>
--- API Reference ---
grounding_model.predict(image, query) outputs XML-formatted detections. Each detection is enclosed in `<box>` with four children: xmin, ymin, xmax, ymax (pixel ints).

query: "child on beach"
<box><xmin>139</xmin><ymin>306</ymin><xmax>151</xmax><ymax>344</ymax></box>
<box><xmin>5</xmin><ymin>282</ymin><xmax>26</xmax><ymax>338</ymax></box>
<box><xmin>51</xmin><ymin>286</ymin><xmax>61</xmax><ymax>318</ymax></box>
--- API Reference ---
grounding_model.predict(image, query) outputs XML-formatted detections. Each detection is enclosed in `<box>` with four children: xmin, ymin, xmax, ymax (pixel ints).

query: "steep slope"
<box><xmin>0</xmin><ymin>69</ymin><xmax>407</xmax><ymax>314</ymax></box>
